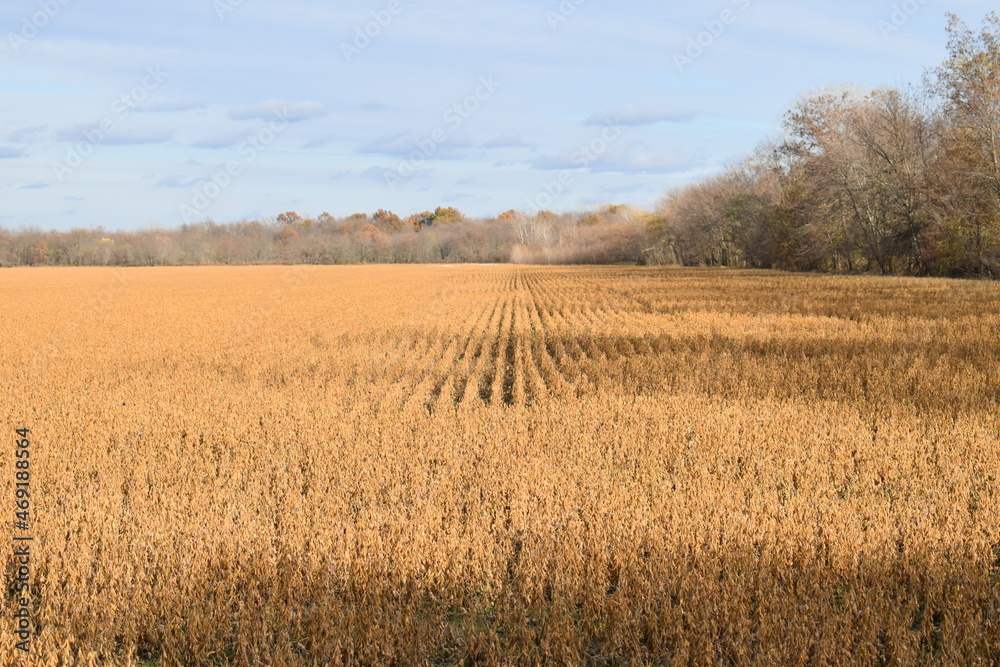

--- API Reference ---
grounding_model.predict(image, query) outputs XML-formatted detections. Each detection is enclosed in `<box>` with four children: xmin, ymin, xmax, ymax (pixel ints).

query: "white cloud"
<box><xmin>227</xmin><ymin>99</ymin><xmax>327</xmax><ymax>123</ymax></box>
<box><xmin>532</xmin><ymin>141</ymin><xmax>703</xmax><ymax>175</ymax></box>
<box><xmin>480</xmin><ymin>134</ymin><xmax>535</xmax><ymax>149</ymax></box>
<box><xmin>55</xmin><ymin>124</ymin><xmax>173</xmax><ymax>145</ymax></box>
<box><xmin>7</xmin><ymin>126</ymin><xmax>49</xmax><ymax>143</ymax></box>
<box><xmin>188</xmin><ymin>132</ymin><xmax>248</xmax><ymax>149</ymax></box>
<box><xmin>584</xmin><ymin>105</ymin><xmax>700</xmax><ymax>127</ymax></box>
<box><xmin>137</xmin><ymin>101</ymin><xmax>206</xmax><ymax>113</ymax></box>
<box><xmin>156</xmin><ymin>174</ymin><xmax>208</xmax><ymax>188</ymax></box>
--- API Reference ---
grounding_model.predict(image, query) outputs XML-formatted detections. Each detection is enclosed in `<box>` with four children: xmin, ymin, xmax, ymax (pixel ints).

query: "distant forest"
<box><xmin>3</xmin><ymin>13</ymin><xmax>999</xmax><ymax>278</ymax></box>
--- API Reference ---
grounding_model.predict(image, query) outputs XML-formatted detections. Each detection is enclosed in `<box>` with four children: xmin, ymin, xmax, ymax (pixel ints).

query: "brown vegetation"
<box><xmin>2</xmin><ymin>265</ymin><xmax>999</xmax><ymax>664</ymax></box>
<box><xmin>0</xmin><ymin>205</ymin><xmax>651</xmax><ymax>268</ymax></box>
<box><xmin>653</xmin><ymin>13</ymin><xmax>1000</xmax><ymax>277</ymax></box>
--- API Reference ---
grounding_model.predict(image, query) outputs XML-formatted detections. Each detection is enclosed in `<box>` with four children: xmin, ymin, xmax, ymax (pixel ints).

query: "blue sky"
<box><xmin>0</xmin><ymin>0</ymin><xmax>995</xmax><ymax>231</ymax></box>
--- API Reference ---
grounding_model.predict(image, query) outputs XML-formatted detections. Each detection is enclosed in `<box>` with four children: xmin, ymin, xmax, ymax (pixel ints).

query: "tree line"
<box><xmin>3</xmin><ymin>13</ymin><xmax>998</xmax><ymax>277</ymax></box>
<box><xmin>0</xmin><ymin>206</ymin><xmax>651</xmax><ymax>267</ymax></box>
<box><xmin>651</xmin><ymin>13</ymin><xmax>1000</xmax><ymax>277</ymax></box>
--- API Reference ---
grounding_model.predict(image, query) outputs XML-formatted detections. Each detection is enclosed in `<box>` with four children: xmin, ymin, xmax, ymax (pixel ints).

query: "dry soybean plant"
<box><xmin>1</xmin><ymin>265</ymin><xmax>999</xmax><ymax>665</ymax></box>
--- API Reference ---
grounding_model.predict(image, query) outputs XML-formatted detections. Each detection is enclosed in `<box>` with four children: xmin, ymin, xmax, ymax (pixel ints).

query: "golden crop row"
<box><xmin>1</xmin><ymin>265</ymin><xmax>998</xmax><ymax>665</ymax></box>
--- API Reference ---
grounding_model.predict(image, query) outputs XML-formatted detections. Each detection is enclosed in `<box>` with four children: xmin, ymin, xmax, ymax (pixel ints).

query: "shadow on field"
<box><xmin>10</xmin><ymin>540</ymin><xmax>1000</xmax><ymax>664</ymax></box>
